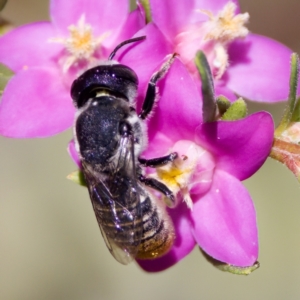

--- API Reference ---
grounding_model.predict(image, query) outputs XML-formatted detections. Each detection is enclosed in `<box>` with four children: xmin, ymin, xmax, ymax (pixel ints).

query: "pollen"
<box><xmin>156</xmin><ymin>150</ymin><xmax>198</xmax><ymax>210</ymax></box>
<box><xmin>50</xmin><ymin>15</ymin><xmax>109</xmax><ymax>72</ymax></box>
<box><xmin>201</xmin><ymin>2</ymin><xmax>249</xmax><ymax>44</ymax></box>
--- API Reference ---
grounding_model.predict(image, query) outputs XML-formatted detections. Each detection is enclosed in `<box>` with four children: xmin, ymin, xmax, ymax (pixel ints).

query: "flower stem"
<box><xmin>270</xmin><ymin>138</ymin><xmax>300</xmax><ymax>181</ymax></box>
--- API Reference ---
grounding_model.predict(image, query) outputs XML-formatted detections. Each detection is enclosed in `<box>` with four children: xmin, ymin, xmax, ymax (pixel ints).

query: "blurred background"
<box><xmin>1</xmin><ymin>0</ymin><xmax>300</xmax><ymax>299</ymax></box>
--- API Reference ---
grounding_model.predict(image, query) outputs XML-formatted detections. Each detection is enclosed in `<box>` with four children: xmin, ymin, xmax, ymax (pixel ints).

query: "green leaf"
<box><xmin>67</xmin><ymin>170</ymin><xmax>87</xmax><ymax>187</ymax></box>
<box><xmin>276</xmin><ymin>53</ymin><xmax>299</xmax><ymax>136</ymax></box>
<box><xmin>0</xmin><ymin>63</ymin><xmax>14</xmax><ymax>95</ymax></box>
<box><xmin>221</xmin><ymin>98</ymin><xmax>247</xmax><ymax>121</ymax></box>
<box><xmin>195</xmin><ymin>51</ymin><xmax>216</xmax><ymax>123</ymax></box>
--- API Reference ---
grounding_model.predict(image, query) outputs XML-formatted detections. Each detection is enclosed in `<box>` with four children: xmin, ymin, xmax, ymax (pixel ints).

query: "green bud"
<box><xmin>221</xmin><ymin>98</ymin><xmax>247</xmax><ymax>120</ymax></box>
<box><xmin>216</xmin><ymin>95</ymin><xmax>231</xmax><ymax>116</ymax></box>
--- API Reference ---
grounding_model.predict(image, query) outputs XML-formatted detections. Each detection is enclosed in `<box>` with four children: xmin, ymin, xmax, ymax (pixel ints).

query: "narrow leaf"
<box><xmin>275</xmin><ymin>53</ymin><xmax>299</xmax><ymax>136</ymax></box>
<box><xmin>195</xmin><ymin>51</ymin><xmax>216</xmax><ymax>122</ymax></box>
<box><xmin>291</xmin><ymin>97</ymin><xmax>300</xmax><ymax>122</ymax></box>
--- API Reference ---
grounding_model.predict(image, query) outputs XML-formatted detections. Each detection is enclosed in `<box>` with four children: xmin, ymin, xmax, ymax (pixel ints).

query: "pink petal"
<box><xmin>113</xmin><ymin>7</ymin><xmax>146</xmax><ymax>44</ymax></box>
<box><xmin>225</xmin><ymin>34</ymin><xmax>295</xmax><ymax>102</ymax></box>
<box><xmin>0</xmin><ymin>67</ymin><xmax>74</xmax><ymax>138</ymax></box>
<box><xmin>215</xmin><ymin>84</ymin><xmax>237</xmax><ymax>102</ymax></box>
<box><xmin>150</xmin><ymin>0</ymin><xmax>240</xmax><ymax>40</ymax></box>
<box><xmin>150</xmin><ymin>0</ymin><xmax>196</xmax><ymax>39</ymax></box>
<box><xmin>51</xmin><ymin>0</ymin><xmax>128</xmax><ymax>35</ymax></box>
<box><xmin>191</xmin><ymin>169</ymin><xmax>258</xmax><ymax>267</ymax></box>
<box><xmin>146</xmin><ymin>59</ymin><xmax>203</xmax><ymax>147</ymax></box>
<box><xmin>141</xmin><ymin>132</ymin><xmax>174</xmax><ymax>159</ymax></box>
<box><xmin>68</xmin><ymin>140</ymin><xmax>81</xmax><ymax>167</ymax></box>
<box><xmin>195</xmin><ymin>112</ymin><xmax>274</xmax><ymax>180</ymax></box>
<box><xmin>137</xmin><ymin>202</ymin><xmax>195</xmax><ymax>272</ymax></box>
<box><xmin>118</xmin><ymin>23</ymin><xmax>173</xmax><ymax>111</ymax></box>
<box><xmin>0</xmin><ymin>22</ymin><xmax>62</xmax><ymax>72</ymax></box>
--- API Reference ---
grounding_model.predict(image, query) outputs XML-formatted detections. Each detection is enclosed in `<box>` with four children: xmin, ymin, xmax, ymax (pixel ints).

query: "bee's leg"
<box><xmin>138</xmin><ymin>53</ymin><xmax>177</xmax><ymax>120</ymax></box>
<box><xmin>138</xmin><ymin>152</ymin><xmax>177</xmax><ymax>168</ymax></box>
<box><xmin>139</xmin><ymin>175</ymin><xmax>175</xmax><ymax>206</ymax></box>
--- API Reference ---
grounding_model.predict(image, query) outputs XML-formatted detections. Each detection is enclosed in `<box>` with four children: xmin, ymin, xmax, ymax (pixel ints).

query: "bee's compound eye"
<box><xmin>119</xmin><ymin>121</ymin><xmax>132</xmax><ymax>137</ymax></box>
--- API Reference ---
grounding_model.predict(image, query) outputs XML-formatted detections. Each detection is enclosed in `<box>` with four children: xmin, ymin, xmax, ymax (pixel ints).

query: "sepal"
<box><xmin>0</xmin><ymin>63</ymin><xmax>14</xmax><ymax>95</ymax></box>
<box><xmin>139</xmin><ymin>0</ymin><xmax>151</xmax><ymax>23</ymax></box>
<box><xmin>201</xmin><ymin>249</ymin><xmax>260</xmax><ymax>275</ymax></box>
<box><xmin>67</xmin><ymin>170</ymin><xmax>87</xmax><ymax>187</ymax></box>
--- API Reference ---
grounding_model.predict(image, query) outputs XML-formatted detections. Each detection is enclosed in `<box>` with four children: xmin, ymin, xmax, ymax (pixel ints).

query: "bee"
<box><xmin>71</xmin><ymin>36</ymin><xmax>177</xmax><ymax>265</ymax></box>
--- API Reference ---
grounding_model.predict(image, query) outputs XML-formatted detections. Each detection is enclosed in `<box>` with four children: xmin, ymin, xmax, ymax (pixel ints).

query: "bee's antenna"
<box><xmin>108</xmin><ymin>36</ymin><xmax>146</xmax><ymax>60</ymax></box>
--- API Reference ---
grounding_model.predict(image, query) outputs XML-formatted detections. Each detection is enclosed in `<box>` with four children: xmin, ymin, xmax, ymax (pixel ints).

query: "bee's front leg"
<box><xmin>138</xmin><ymin>175</ymin><xmax>175</xmax><ymax>207</ymax></box>
<box><xmin>138</xmin><ymin>53</ymin><xmax>177</xmax><ymax>120</ymax></box>
<box><xmin>138</xmin><ymin>152</ymin><xmax>177</xmax><ymax>168</ymax></box>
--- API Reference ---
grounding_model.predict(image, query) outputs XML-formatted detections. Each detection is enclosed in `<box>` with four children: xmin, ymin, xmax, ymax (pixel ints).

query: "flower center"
<box><xmin>201</xmin><ymin>2</ymin><xmax>249</xmax><ymax>44</ymax></box>
<box><xmin>154</xmin><ymin>140</ymin><xmax>215</xmax><ymax>209</ymax></box>
<box><xmin>50</xmin><ymin>15</ymin><xmax>109</xmax><ymax>72</ymax></box>
<box><xmin>174</xmin><ymin>2</ymin><xmax>249</xmax><ymax>79</ymax></box>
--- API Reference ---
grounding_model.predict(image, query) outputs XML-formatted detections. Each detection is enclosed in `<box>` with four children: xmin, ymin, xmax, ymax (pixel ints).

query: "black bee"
<box><xmin>71</xmin><ymin>36</ymin><xmax>177</xmax><ymax>264</ymax></box>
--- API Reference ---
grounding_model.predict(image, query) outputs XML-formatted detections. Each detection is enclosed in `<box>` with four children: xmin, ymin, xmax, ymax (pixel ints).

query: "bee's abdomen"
<box><xmin>137</xmin><ymin>195</ymin><xmax>175</xmax><ymax>260</ymax></box>
<box><xmin>89</xmin><ymin>177</ymin><xmax>143</xmax><ymax>256</ymax></box>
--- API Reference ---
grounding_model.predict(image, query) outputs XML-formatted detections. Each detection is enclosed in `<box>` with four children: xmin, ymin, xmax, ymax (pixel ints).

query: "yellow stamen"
<box><xmin>49</xmin><ymin>15</ymin><xmax>109</xmax><ymax>72</ymax></box>
<box><xmin>156</xmin><ymin>154</ymin><xmax>197</xmax><ymax>210</ymax></box>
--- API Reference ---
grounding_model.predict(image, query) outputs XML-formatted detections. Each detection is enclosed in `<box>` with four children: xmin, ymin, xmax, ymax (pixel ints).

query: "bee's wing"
<box><xmin>82</xmin><ymin>135</ymin><xmax>142</xmax><ymax>265</ymax></box>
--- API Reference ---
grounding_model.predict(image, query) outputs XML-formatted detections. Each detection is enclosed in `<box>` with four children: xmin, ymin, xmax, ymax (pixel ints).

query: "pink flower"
<box><xmin>148</xmin><ymin>0</ymin><xmax>298</xmax><ymax>102</ymax></box>
<box><xmin>135</xmin><ymin>59</ymin><xmax>274</xmax><ymax>272</ymax></box>
<box><xmin>66</xmin><ymin>25</ymin><xmax>275</xmax><ymax>271</ymax></box>
<box><xmin>0</xmin><ymin>0</ymin><xmax>145</xmax><ymax>138</ymax></box>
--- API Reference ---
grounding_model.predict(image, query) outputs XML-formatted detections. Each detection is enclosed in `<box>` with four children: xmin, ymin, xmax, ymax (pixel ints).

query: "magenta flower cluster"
<box><xmin>0</xmin><ymin>0</ymin><xmax>295</xmax><ymax>272</ymax></box>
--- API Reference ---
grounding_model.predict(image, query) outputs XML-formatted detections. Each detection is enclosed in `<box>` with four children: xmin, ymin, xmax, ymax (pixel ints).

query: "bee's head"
<box><xmin>71</xmin><ymin>36</ymin><xmax>146</xmax><ymax>108</ymax></box>
<box><xmin>71</xmin><ymin>64</ymin><xmax>138</xmax><ymax>108</ymax></box>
